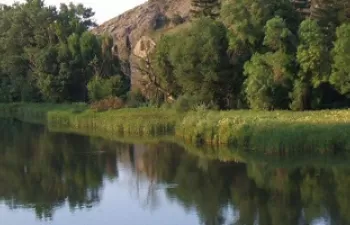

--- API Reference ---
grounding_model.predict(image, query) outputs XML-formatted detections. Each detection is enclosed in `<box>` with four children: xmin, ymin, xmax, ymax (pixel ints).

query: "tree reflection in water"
<box><xmin>1</xmin><ymin>119</ymin><xmax>350</xmax><ymax>225</ymax></box>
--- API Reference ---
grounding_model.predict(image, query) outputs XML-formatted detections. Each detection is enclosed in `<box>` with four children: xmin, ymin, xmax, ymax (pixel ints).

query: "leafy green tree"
<box><xmin>311</xmin><ymin>0</ymin><xmax>350</xmax><ymax>28</ymax></box>
<box><xmin>244</xmin><ymin>17</ymin><xmax>295</xmax><ymax>110</ymax></box>
<box><xmin>168</xmin><ymin>18</ymin><xmax>233</xmax><ymax>108</ymax></box>
<box><xmin>292</xmin><ymin>19</ymin><xmax>329</xmax><ymax>110</ymax></box>
<box><xmin>220</xmin><ymin>0</ymin><xmax>299</xmax><ymax>57</ymax></box>
<box><xmin>0</xmin><ymin>0</ymin><xmax>128</xmax><ymax>103</ymax></box>
<box><xmin>153</xmin><ymin>35</ymin><xmax>181</xmax><ymax>98</ymax></box>
<box><xmin>330</xmin><ymin>23</ymin><xmax>350</xmax><ymax>98</ymax></box>
<box><xmin>153</xmin><ymin>18</ymin><xmax>233</xmax><ymax>108</ymax></box>
<box><xmin>220</xmin><ymin>0</ymin><xmax>299</xmax><ymax>108</ymax></box>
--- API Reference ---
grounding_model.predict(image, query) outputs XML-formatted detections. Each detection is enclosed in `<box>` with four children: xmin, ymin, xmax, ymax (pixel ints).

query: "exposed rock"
<box><xmin>93</xmin><ymin>0</ymin><xmax>191</xmax><ymax>89</ymax></box>
<box><xmin>133</xmin><ymin>36</ymin><xmax>156</xmax><ymax>59</ymax></box>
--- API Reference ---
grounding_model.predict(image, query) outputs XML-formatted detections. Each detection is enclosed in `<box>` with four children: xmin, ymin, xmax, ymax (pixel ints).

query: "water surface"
<box><xmin>1</xmin><ymin>119</ymin><xmax>350</xmax><ymax>225</ymax></box>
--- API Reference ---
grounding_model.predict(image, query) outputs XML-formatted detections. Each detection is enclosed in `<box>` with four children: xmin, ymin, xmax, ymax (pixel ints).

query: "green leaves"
<box><xmin>292</xmin><ymin>19</ymin><xmax>330</xmax><ymax>110</ymax></box>
<box><xmin>263</xmin><ymin>17</ymin><xmax>294</xmax><ymax>52</ymax></box>
<box><xmin>244</xmin><ymin>52</ymin><xmax>292</xmax><ymax>110</ymax></box>
<box><xmin>154</xmin><ymin>18</ymin><xmax>232</xmax><ymax>108</ymax></box>
<box><xmin>330</xmin><ymin>23</ymin><xmax>350</xmax><ymax>97</ymax></box>
<box><xmin>243</xmin><ymin>17</ymin><xmax>294</xmax><ymax>110</ymax></box>
<box><xmin>296</xmin><ymin>19</ymin><xmax>329</xmax><ymax>85</ymax></box>
<box><xmin>0</xmin><ymin>1</ymin><xmax>128</xmax><ymax>103</ymax></box>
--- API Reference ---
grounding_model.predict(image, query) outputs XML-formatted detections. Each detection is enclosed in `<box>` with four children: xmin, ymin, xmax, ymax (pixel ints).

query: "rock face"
<box><xmin>93</xmin><ymin>0</ymin><xmax>192</xmax><ymax>89</ymax></box>
<box><xmin>133</xmin><ymin>36</ymin><xmax>156</xmax><ymax>59</ymax></box>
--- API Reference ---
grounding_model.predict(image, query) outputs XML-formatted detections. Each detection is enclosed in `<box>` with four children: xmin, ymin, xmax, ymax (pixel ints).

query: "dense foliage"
<box><xmin>0</xmin><ymin>0</ymin><xmax>129</xmax><ymax>103</ymax></box>
<box><xmin>150</xmin><ymin>0</ymin><xmax>350</xmax><ymax>110</ymax></box>
<box><xmin>1</xmin><ymin>0</ymin><xmax>349</xmax><ymax>111</ymax></box>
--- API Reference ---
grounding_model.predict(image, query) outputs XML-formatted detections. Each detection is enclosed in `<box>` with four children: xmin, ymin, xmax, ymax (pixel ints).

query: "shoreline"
<box><xmin>1</xmin><ymin>103</ymin><xmax>350</xmax><ymax>153</ymax></box>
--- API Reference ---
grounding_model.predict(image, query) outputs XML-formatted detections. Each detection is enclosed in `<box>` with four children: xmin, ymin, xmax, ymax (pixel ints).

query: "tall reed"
<box><xmin>48</xmin><ymin>107</ymin><xmax>178</xmax><ymax>136</ymax></box>
<box><xmin>1</xmin><ymin>103</ymin><xmax>350</xmax><ymax>153</ymax></box>
<box><xmin>175</xmin><ymin>110</ymin><xmax>350</xmax><ymax>153</ymax></box>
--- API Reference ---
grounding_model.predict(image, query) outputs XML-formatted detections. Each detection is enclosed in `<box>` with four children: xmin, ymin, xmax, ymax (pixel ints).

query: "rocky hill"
<box><xmin>93</xmin><ymin>0</ymin><xmax>192</xmax><ymax>89</ymax></box>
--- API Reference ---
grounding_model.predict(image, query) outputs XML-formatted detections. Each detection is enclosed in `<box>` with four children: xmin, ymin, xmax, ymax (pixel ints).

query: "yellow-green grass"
<box><xmin>0</xmin><ymin>103</ymin><xmax>86</xmax><ymax>124</ymax></box>
<box><xmin>176</xmin><ymin>110</ymin><xmax>350</xmax><ymax>153</ymax></box>
<box><xmin>0</xmin><ymin>103</ymin><xmax>179</xmax><ymax>136</ymax></box>
<box><xmin>48</xmin><ymin>107</ymin><xmax>178</xmax><ymax>136</ymax></box>
<box><xmin>1</xmin><ymin>103</ymin><xmax>350</xmax><ymax>153</ymax></box>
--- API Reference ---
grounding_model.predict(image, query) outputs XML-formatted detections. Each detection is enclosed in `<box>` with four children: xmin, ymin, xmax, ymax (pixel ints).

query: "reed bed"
<box><xmin>176</xmin><ymin>110</ymin><xmax>350</xmax><ymax>152</ymax></box>
<box><xmin>0</xmin><ymin>103</ymin><xmax>84</xmax><ymax>124</ymax></box>
<box><xmin>1</xmin><ymin>103</ymin><xmax>350</xmax><ymax>153</ymax></box>
<box><xmin>0</xmin><ymin>103</ymin><xmax>178</xmax><ymax>136</ymax></box>
<box><xmin>48</xmin><ymin>107</ymin><xmax>179</xmax><ymax>136</ymax></box>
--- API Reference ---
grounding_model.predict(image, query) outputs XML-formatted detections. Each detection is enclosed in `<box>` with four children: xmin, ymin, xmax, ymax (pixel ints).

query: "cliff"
<box><xmin>93</xmin><ymin>0</ymin><xmax>192</xmax><ymax>89</ymax></box>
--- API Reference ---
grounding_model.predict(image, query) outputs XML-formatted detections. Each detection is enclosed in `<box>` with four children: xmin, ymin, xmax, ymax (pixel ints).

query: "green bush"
<box><xmin>87</xmin><ymin>76</ymin><xmax>113</xmax><ymax>101</ymax></box>
<box><xmin>87</xmin><ymin>75</ymin><xmax>130</xmax><ymax>102</ymax></box>
<box><xmin>173</xmin><ymin>95</ymin><xmax>199</xmax><ymax>112</ymax></box>
<box><xmin>126</xmin><ymin>90</ymin><xmax>147</xmax><ymax>108</ymax></box>
<box><xmin>109</xmin><ymin>75</ymin><xmax>130</xmax><ymax>100</ymax></box>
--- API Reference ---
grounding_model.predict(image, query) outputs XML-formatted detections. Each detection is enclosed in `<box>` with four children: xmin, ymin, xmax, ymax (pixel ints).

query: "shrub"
<box><xmin>87</xmin><ymin>76</ymin><xmax>113</xmax><ymax>101</ymax></box>
<box><xmin>90</xmin><ymin>96</ymin><xmax>124</xmax><ymax>112</ymax></box>
<box><xmin>109</xmin><ymin>75</ymin><xmax>130</xmax><ymax>100</ymax></box>
<box><xmin>173</xmin><ymin>95</ymin><xmax>199</xmax><ymax>112</ymax></box>
<box><xmin>126</xmin><ymin>90</ymin><xmax>147</xmax><ymax>108</ymax></box>
<box><xmin>87</xmin><ymin>75</ymin><xmax>130</xmax><ymax>102</ymax></box>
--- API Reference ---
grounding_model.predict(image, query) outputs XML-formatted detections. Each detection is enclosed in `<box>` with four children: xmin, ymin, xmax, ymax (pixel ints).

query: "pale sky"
<box><xmin>0</xmin><ymin>0</ymin><xmax>147</xmax><ymax>24</ymax></box>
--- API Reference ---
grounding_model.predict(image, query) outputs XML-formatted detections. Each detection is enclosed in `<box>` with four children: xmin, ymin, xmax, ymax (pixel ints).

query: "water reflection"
<box><xmin>1</xmin><ymin>119</ymin><xmax>350</xmax><ymax>225</ymax></box>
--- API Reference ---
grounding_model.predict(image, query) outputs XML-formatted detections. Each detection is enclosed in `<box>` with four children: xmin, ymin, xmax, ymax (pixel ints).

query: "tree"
<box><xmin>0</xmin><ymin>1</ymin><xmax>128</xmax><ymax>103</ymax></box>
<box><xmin>220</xmin><ymin>0</ymin><xmax>299</xmax><ymax>108</ymax></box>
<box><xmin>310</xmin><ymin>0</ymin><xmax>350</xmax><ymax>27</ymax></box>
<box><xmin>309</xmin><ymin>0</ymin><xmax>350</xmax><ymax>46</ymax></box>
<box><xmin>190</xmin><ymin>0</ymin><xmax>220</xmax><ymax>19</ymax></box>
<box><xmin>244</xmin><ymin>17</ymin><xmax>295</xmax><ymax>110</ymax></box>
<box><xmin>330</xmin><ymin>23</ymin><xmax>350</xmax><ymax>98</ymax></box>
<box><xmin>291</xmin><ymin>19</ymin><xmax>333</xmax><ymax>110</ymax></box>
<box><xmin>153</xmin><ymin>35</ymin><xmax>180</xmax><ymax>98</ymax></box>
<box><xmin>220</xmin><ymin>0</ymin><xmax>299</xmax><ymax>57</ymax></box>
<box><xmin>167</xmin><ymin>18</ymin><xmax>233</xmax><ymax>108</ymax></box>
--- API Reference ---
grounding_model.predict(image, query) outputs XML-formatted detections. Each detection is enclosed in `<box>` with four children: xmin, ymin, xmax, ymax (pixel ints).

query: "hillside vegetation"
<box><xmin>142</xmin><ymin>0</ymin><xmax>350</xmax><ymax>110</ymax></box>
<box><xmin>0</xmin><ymin>0</ymin><xmax>350</xmax><ymax>111</ymax></box>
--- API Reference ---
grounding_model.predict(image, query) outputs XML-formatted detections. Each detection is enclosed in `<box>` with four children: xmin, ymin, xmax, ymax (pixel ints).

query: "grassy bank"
<box><xmin>0</xmin><ymin>103</ymin><xmax>179</xmax><ymax>136</ymax></box>
<box><xmin>177</xmin><ymin>110</ymin><xmax>350</xmax><ymax>152</ymax></box>
<box><xmin>1</xmin><ymin>103</ymin><xmax>350</xmax><ymax>153</ymax></box>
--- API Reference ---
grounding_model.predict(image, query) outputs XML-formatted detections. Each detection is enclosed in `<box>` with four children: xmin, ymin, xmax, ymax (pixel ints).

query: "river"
<box><xmin>1</xmin><ymin>119</ymin><xmax>350</xmax><ymax>225</ymax></box>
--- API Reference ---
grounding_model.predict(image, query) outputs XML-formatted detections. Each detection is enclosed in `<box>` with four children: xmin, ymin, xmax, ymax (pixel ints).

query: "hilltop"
<box><xmin>93</xmin><ymin>0</ymin><xmax>192</xmax><ymax>88</ymax></box>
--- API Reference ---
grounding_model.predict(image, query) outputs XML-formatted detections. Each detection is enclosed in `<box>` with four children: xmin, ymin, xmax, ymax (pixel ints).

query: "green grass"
<box><xmin>0</xmin><ymin>103</ymin><xmax>86</xmax><ymax>124</ymax></box>
<box><xmin>48</xmin><ymin>107</ymin><xmax>179</xmax><ymax>136</ymax></box>
<box><xmin>1</xmin><ymin>103</ymin><xmax>350</xmax><ymax>153</ymax></box>
<box><xmin>176</xmin><ymin>109</ymin><xmax>350</xmax><ymax>153</ymax></box>
<box><xmin>0</xmin><ymin>103</ymin><xmax>179</xmax><ymax>136</ymax></box>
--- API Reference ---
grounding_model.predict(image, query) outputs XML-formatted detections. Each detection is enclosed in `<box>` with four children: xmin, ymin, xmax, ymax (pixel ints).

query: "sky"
<box><xmin>0</xmin><ymin>0</ymin><xmax>147</xmax><ymax>24</ymax></box>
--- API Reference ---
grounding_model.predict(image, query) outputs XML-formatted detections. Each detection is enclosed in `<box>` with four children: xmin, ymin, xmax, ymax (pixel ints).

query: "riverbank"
<box><xmin>0</xmin><ymin>103</ymin><xmax>178</xmax><ymax>136</ymax></box>
<box><xmin>1</xmin><ymin>103</ymin><xmax>350</xmax><ymax>153</ymax></box>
